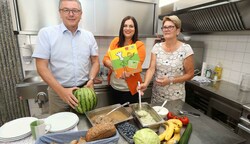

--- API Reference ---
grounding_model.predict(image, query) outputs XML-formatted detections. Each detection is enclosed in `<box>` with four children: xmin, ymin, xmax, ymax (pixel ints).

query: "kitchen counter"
<box><xmin>77</xmin><ymin>99</ymin><xmax>246</xmax><ymax>144</ymax></box>
<box><xmin>187</xmin><ymin>80</ymin><xmax>250</xmax><ymax>106</ymax></box>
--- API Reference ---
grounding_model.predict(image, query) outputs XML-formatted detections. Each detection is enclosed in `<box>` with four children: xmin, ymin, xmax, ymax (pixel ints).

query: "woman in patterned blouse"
<box><xmin>138</xmin><ymin>15</ymin><xmax>194</xmax><ymax>103</ymax></box>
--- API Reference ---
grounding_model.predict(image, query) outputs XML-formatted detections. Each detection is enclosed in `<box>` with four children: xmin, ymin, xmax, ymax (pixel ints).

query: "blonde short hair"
<box><xmin>162</xmin><ymin>15</ymin><xmax>181</xmax><ymax>29</ymax></box>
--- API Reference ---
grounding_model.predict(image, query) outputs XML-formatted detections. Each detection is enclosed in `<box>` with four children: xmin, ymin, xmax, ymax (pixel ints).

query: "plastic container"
<box><xmin>214</xmin><ymin>63</ymin><xmax>223</xmax><ymax>80</ymax></box>
<box><xmin>116</xmin><ymin>121</ymin><xmax>138</xmax><ymax>144</ymax></box>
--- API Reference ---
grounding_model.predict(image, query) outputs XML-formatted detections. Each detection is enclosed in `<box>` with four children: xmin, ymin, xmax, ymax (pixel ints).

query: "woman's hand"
<box><xmin>137</xmin><ymin>83</ymin><xmax>147</xmax><ymax>95</ymax></box>
<box><xmin>120</xmin><ymin>71</ymin><xmax>134</xmax><ymax>79</ymax></box>
<box><xmin>155</xmin><ymin>76</ymin><xmax>171</xmax><ymax>86</ymax></box>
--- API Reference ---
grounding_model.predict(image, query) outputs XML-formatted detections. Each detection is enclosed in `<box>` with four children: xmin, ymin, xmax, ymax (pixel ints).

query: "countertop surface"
<box><xmin>77</xmin><ymin>99</ymin><xmax>246</xmax><ymax>144</ymax></box>
<box><xmin>187</xmin><ymin>80</ymin><xmax>250</xmax><ymax>106</ymax></box>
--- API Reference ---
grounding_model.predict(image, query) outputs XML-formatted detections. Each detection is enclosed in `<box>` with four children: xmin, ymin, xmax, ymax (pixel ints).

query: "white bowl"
<box><xmin>152</xmin><ymin>106</ymin><xmax>169</xmax><ymax>118</ymax></box>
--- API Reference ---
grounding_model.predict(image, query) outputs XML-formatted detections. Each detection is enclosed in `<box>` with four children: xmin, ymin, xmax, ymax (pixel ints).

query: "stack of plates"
<box><xmin>0</xmin><ymin>117</ymin><xmax>38</xmax><ymax>142</ymax></box>
<box><xmin>45</xmin><ymin>112</ymin><xmax>79</xmax><ymax>133</ymax></box>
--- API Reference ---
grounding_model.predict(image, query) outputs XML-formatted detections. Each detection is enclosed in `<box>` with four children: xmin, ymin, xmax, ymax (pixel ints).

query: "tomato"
<box><xmin>172</xmin><ymin>115</ymin><xmax>179</xmax><ymax>119</ymax></box>
<box><xmin>179</xmin><ymin>116</ymin><xmax>189</xmax><ymax>125</ymax></box>
<box><xmin>167</xmin><ymin>112</ymin><xmax>175</xmax><ymax>119</ymax></box>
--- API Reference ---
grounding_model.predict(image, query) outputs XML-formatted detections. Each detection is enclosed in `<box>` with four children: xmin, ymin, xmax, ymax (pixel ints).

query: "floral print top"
<box><xmin>151</xmin><ymin>42</ymin><xmax>193</xmax><ymax>103</ymax></box>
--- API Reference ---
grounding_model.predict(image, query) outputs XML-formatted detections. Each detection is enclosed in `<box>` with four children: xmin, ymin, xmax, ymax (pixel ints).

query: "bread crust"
<box><xmin>85</xmin><ymin>123</ymin><xmax>116</xmax><ymax>142</ymax></box>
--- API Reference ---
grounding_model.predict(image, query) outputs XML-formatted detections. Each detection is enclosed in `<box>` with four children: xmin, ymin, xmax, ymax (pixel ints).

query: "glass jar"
<box><xmin>240</xmin><ymin>74</ymin><xmax>250</xmax><ymax>91</ymax></box>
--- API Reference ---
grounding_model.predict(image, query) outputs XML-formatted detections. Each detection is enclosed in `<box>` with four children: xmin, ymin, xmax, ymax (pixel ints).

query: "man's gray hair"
<box><xmin>59</xmin><ymin>0</ymin><xmax>82</xmax><ymax>10</ymax></box>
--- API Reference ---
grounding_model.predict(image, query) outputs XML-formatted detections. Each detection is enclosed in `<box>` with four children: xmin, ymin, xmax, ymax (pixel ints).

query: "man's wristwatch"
<box><xmin>169</xmin><ymin>77</ymin><xmax>174</xmax><ymax>85</ymax></box>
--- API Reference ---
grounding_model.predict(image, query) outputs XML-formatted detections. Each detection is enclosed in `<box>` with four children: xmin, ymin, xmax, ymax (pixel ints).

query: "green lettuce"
<box><xmin>133</xmin><ymin>128</ymin><xmax>160</xmax><ymax>144</ymax></box>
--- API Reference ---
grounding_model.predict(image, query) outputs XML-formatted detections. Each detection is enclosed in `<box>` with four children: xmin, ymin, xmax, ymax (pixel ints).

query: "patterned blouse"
<box><xmin>151</xmin><ymin>42</ymin><xmax>194</xmax><ymax>103</ymax></box>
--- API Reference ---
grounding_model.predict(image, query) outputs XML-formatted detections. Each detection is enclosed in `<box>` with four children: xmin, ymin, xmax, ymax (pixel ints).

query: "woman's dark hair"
<box><xmin>117</xmin><ymin>16</ymin><xmax>138</xmax><ymax>47</ymax></box>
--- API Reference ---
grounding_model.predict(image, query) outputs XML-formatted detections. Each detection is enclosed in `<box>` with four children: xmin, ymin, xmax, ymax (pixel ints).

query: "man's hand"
<box><xmin>85</xmin><ymin>80</ymin><xmax>94</xmax><ymax>89</ymax></box>
<box><xmin>59</xmin><ymin>87</ymin><xmax>79</xmax><ymax>109</ymax></box>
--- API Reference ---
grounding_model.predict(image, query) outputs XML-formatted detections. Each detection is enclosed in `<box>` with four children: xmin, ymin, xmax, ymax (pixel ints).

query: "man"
<box><xmin>32</xmin><ymin>0</ymin><xmax>100</xmax><ymax>114</ymax></box>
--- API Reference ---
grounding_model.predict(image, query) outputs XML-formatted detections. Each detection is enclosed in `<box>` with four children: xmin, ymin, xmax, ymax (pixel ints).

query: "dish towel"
<box><xmin>2</xmin><ymin>126</ymin><xmax>78</xmax><ymax>144</ymax></box>
<box><xmin>192</xmin><ymin>76</ymin><xmax>211</xmax><ymax>83</ymax></box>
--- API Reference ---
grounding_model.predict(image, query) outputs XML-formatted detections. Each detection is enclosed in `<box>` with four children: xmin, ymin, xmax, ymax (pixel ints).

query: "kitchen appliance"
<box><xmin>159</xmin><ymin>0</ymin><xmax>250</xmax><ymax>33</ymax></box>
<box><xmin>237</xmin><ymin>103</ymin><xmax>250</xmax><ymax>143</ymax></box>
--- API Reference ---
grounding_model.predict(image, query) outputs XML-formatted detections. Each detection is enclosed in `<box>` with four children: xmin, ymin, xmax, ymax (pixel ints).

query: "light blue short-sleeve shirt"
<box><xmin>32</xmin><ymin>23</ymin><xmax>98</xmax><ymax>87</ymax></box>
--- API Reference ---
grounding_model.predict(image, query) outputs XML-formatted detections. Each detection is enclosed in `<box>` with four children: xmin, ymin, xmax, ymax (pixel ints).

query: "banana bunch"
<box><xmin>158</xmin><ymin>119</ymin><xmax>183</xmax><ymax>144</ymax></box>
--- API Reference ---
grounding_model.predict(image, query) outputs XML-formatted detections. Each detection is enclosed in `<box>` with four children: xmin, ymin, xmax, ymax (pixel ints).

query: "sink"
<box><xmin>16</xmin><ymin>75</ymin><xmax>47</xmax><ymax>100</ymax></box>
<box><xmin>23</xmin><ymin>76</ymin><xmax>44</xmax><ymax>83</ymax></box>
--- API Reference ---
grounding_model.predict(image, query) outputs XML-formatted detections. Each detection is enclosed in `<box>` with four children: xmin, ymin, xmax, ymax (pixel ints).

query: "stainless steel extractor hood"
<box><xmin>159</xmin><ymin>0</ymin><xmax>250</xmax><ymax>33</ymax></box>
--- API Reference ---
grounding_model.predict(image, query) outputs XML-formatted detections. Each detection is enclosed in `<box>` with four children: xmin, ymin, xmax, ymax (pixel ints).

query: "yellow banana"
<box><xmin>166</xmin><ymin>133</ymin><xmax>181</xmax><ymax>144</ymax></box>
<box><xmin>173</xmin><ymin>124</ymin><xmax>181</xmax><ymax>133</ymax></box>
<box><xmin>159</xmin><ymin>124</ymin><xmax>168</xmax><ymax>141</ymax></box>
<box><xmin>167</xmin><ymin>119</ymin><xmax>183</xmax><ymax>128</ymax></box>
<box><xmin>165</xmin><ymin>121</ymin><xmax>175</xmax><ymax>141</ymax></box>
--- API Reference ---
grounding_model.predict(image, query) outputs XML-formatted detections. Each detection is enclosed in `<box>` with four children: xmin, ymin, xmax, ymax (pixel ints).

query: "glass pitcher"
<box><xmin>240</xmin><ymin>74</ymin><xmax>250</xmax><ymax>91</ymax></box>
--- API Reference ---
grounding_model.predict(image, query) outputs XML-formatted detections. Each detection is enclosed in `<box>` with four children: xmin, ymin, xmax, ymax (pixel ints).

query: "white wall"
<box><xmin>191</xmin><ymin>34</ymin><xmax>250</xmax><ymax>85</ymax></box>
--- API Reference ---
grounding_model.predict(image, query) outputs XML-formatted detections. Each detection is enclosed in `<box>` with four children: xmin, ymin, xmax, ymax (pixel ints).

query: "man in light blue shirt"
<box><xmin>32</xmin><ymin>0</ymin><xmax>100</xmax><ymax>114</ymax></box>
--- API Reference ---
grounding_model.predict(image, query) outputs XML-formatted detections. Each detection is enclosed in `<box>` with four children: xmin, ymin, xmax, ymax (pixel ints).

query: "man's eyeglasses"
<box><xmin>60</xmin><ymin>9</ymin><xmax>81</xmax><ymax>15</ymax></box>
<box><xmin>161</xmin><ymin>25</ymin><xmax>175</xmax><ymax>31</ymax></box>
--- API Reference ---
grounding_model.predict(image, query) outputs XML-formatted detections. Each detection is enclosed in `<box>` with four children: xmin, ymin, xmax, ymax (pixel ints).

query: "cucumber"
<box><xmin>179</xmin><ymin>123</ymin><xmax>192</xmax><ymax>144</ymax></box>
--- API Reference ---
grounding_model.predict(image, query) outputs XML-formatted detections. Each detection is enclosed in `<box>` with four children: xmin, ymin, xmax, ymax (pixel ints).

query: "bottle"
<box><xmin>201</xmin><ymin>62</ymin><xmax>207</xmax><ymax>77</ymax></box>
<box><xmin>205</xmin><ymin>68</ymin><xmax>212</xmax><ymax>79</ymax></box>
<box><xmin>214</xmin><ymin>63</ymin><xmax>223</xmax><ymax>80</ymax></box>
<box><xmin>213</xmin><ymin>72</ymin><xmax>218</xmax><ymax>81</ymax></box>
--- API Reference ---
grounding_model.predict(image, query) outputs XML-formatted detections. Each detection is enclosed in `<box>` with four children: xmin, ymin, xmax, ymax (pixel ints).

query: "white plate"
<box><xmin>0</xmin><ymin>132</ymin><xmax>30</xmax><ymax>142</ymax></box>
<box><xmin>0</xmin><ymin>117</ymin><xmax>38</xmax><ymax>140</ymax></box>
<box><xmin>45</xmin><ymin>112</ymin><xmax>79</xmax><ymax>133</ymax></box>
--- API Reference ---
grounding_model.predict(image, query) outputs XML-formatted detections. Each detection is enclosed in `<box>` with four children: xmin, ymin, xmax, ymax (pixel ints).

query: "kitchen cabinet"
<box><xmin>185</xmin><ymin>81</ymin><xmax>244</xmax><ymax>132</ymax></box>
<box><xmin>185</xmin><ymin>82</ymin><xmax>210</xmax><ymax>114</ymax></box>
<box><xmin>207</xmin><ymin>98</ymin><xmax>242</xmax><ymax>131</ymax></box>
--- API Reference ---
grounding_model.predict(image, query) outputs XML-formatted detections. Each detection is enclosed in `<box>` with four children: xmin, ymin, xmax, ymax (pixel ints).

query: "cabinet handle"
<box><xmin>238</xmin><ymin>123</ymin><xmax>250</xmax><ymax>134</ymax></box>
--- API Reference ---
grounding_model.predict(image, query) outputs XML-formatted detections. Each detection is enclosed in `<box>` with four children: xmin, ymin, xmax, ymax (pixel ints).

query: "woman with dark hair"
<box><xmin>103</xmin><ymin>16</ymin><xmax>146</xmax><ymax>104</ymax></box>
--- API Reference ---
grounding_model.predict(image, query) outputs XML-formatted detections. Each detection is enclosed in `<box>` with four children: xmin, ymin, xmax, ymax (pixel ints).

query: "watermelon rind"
<box><xmin>73</xmin><ymin>87</ymin><xmax>97</xmax><ymax>114</ymax></box>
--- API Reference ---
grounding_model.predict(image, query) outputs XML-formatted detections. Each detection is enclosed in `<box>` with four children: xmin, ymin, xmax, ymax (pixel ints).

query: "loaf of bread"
<box><xmin>85</xmin><ymin>123</ymin><xmax>116</xmax><ymax>142</ymax></box>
